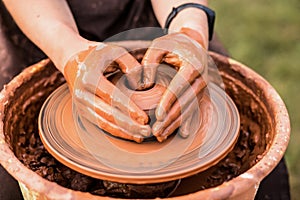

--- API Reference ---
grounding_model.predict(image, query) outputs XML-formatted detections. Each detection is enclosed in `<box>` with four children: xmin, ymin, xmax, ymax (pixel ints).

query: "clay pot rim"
<box><xmin>0</xmin><ymin>48</ymin><xmax>290</xmax><ymax>199</ymax></box>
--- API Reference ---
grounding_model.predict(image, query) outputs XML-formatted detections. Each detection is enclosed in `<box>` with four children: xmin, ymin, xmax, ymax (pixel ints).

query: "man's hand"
<box><xmin>142</xmin><ymin>28</ymin><xmax>208</xmax><ymax>142</ymax></box>
<box><xmin>64</xmin><ymin>43</ymin><xmax>151</xmax><ymax>143</ymax></box>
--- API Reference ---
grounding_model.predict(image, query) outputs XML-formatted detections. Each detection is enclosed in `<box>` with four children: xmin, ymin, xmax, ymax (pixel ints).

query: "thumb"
<box><xmin>63</xmin><ymin>46</ymin><xmax>97</xmax><ymax>91</ymax></box>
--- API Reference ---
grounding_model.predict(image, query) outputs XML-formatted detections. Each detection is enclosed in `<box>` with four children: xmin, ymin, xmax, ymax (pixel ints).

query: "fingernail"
<box><xmin>156</xmin><ymin>107</ymin><xmax>166</xmax><ymax>121</ymax></box>
<box><xmin>156</xmin><ymin>136</ymin><xmax>166</xmax><ymax>143</ymax></box>
<box><xmin>137</xmin><ymin>116</ymin><xmax>148</xmax><ymax>125</ymax></box>
<box><xmin>152</xmin><ymin>122</ymin><xmax>163</xmax><ymax>136</ymax></box>
<box><xmin>140</xmin><ymin>126</ymin><xmax>151</xmax><ymax>137</ymax></box>
<box><xmin>133</xmin><ymin>135</ymin><xmax>143</xmax><ymax>143</ymax></box>
<box><xmin>180</xmin><ymin>128</ymin><xmax>189</xmax><ymax>138</ymax></box>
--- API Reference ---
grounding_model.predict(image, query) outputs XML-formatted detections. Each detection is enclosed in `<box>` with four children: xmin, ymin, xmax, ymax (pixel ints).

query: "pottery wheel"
<box><xmin>39</xmin><ymin>76</ymin><xmax>240</xmax><ymax>184</ymax></box>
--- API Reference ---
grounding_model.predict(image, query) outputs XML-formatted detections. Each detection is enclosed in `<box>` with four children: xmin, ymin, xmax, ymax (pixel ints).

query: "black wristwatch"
<box><xmin>164</xmin><ymin>3</ymin><xmax>216</xmax><ymax>41</ymax></box>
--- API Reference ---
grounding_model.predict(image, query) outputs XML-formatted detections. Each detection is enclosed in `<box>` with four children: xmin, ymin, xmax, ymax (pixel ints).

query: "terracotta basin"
<box><xmin>0</xmin><ymin>41</ymin><xmax>290</xmax><ymax>199</ymax></box>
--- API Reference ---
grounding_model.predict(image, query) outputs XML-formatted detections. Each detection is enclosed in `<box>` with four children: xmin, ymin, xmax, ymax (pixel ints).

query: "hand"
<box><xmin>142</xmin><ymin>28</ymin><xmax>208</xmax><ymax>142</ymax></box>
<box><xmin>64</xmin><ymin>43</ymin><xmax>151</xmax><ymax>143</ymax></box>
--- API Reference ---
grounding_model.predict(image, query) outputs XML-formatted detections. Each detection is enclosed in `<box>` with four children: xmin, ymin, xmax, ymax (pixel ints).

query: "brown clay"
<box><xmin>109</xmin><ymin>65</ymin><xmax>171</xmax><ymax>111</ymax></box>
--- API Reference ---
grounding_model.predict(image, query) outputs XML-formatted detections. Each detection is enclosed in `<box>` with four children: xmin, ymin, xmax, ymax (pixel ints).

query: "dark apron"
<box><xmin>0</xmin><ymin>1</ymin><xmax>290</xmax><ymax>200</ymax></box>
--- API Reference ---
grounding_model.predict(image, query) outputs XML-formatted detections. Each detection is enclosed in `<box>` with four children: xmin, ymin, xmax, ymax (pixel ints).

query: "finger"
<box><xmin>180</xmin><ymin>90</ymin><xmax>213</xmax><ymax>139</ymax></box>
<box><xmin>155</xmin><ymin>62</ymin><xmax>204</xmax><ymax>121</ymax></box>
<box><xmin>83</xmin><ymin>45</ymin><xmax>143</xmax><ymax>90</ymax></box>
<box><xmin>155</xmin><ymin>91</ymin><xmax>203</xmax><ymax>142</ymax></box>
<box><xmin>115</xmin><ymin>51</ymin><xmax>143</xmax><ymax>90</ymax></box>
<box><xmin>179</xmin><ymin>113</ymin><xmax>194</xmax><ymax>138</ymax></box>
<box><xmin>83</xmin><ymin>75</ymin><xmax>149</xmax><ymax>125</ymax></box>
<box><xmin>103</xmin><ymin>62</ymin><xmax>119</xmax><ymax>75</ymax></box>
<box><xmin>75</xmin><ymin>92</ymin><xmax>151</xmax><ymax>137</ymax></box>
<box><xmin>77</xmin><ymin>105</ymin><xmax>144</xmax><ymax>143</ymax></box>
<box><xmin>179</xmin><ymin>108</ymin><xmax>202</xmax><ymax>138</ymax></box>
<box><xmin>152</xmin><ymin>77</ymin><xmax>206</xmax><ymax>136</ymax></box>
<box><xmin>163</xmin><ymin>52</ymin><xmax>182</xmax><ymax>70</ymax></box>
<box><xmin>179</xmin><ymin>109</ymin><xmax>206</xmax><ymax>145</ymax></box>
<box><xmin>142</xmin><ymin>48</ymin><xmax>168</xmax><ymax>89</ymax></box>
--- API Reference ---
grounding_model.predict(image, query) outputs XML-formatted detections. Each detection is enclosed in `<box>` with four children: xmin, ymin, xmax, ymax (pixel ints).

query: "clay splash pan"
<box><xmin>38</xmin><ymin>81</ymin><xmax>240</xmax><ymax>184</ymax></box>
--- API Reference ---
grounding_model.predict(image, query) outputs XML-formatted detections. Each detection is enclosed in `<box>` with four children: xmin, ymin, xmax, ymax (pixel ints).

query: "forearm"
<box><xmin>151</xmin><ymin>0</ymin><xmax>209</xmax><ymax>49</ymax></box>
<box><xmin>2</xmin><ymin>0</ymin><xmax>93</xmax><ymax>72</ymax></box>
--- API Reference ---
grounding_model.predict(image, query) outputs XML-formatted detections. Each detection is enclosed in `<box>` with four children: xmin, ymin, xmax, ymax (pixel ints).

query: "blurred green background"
<box><xmin>210</xmin><ymin>0</ymin><xmax>300</xmax><ymax>199</ymax></box>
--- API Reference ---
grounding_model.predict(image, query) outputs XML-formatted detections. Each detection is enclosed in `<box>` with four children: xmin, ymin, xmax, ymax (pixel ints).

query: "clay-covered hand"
<box><xmin>64</xmin><ymin>43</ymin><xmax>151</xmax><ymax>143</ymax></box>
<box><xmin>142</xmin><ymin>28</ymin><xmax>208</xmax><ymax>142</ymax></box>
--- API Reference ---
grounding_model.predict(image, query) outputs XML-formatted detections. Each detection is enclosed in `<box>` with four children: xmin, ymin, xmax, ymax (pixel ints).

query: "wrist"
<box><xmin>63</xmin><ymin>44</ymin><xmax>98</xmax><ymax>91</ymax></box>
<box><xmin>164</xmin><ymin>3</ymin><xmax>215</xmax><ymax>49</ymax></box>
<box><xmin>57</xmin><ymin>35</ymin><xmax>99</xmax><ymax>74</ymax></box>
<box><xmin>179</xmin><ymin>27</ymin><xmax>207</xmax><ymax>49</ymax></box>
<box><xmin>168</xmin><ymin>8</ymin><xmax>209</xmax><ymax>49</ymax></box>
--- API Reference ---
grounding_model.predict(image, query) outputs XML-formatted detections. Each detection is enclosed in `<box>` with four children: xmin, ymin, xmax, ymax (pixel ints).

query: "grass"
<box><xmin>210</xmin><ymin>0</ymin><xmax>300</xmax><ymax>199</ymax></box>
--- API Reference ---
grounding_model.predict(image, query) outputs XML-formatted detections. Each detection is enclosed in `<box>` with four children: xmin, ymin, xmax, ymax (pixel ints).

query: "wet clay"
<box><xmin>0</xmin><ymin>50</ymin><xmax>271</xmax><ymax>198</ymax></box>
<box><xmin>109</xmin><ymin>65</ymin><xmax>171</xmax><ymax>111</ymax></box>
